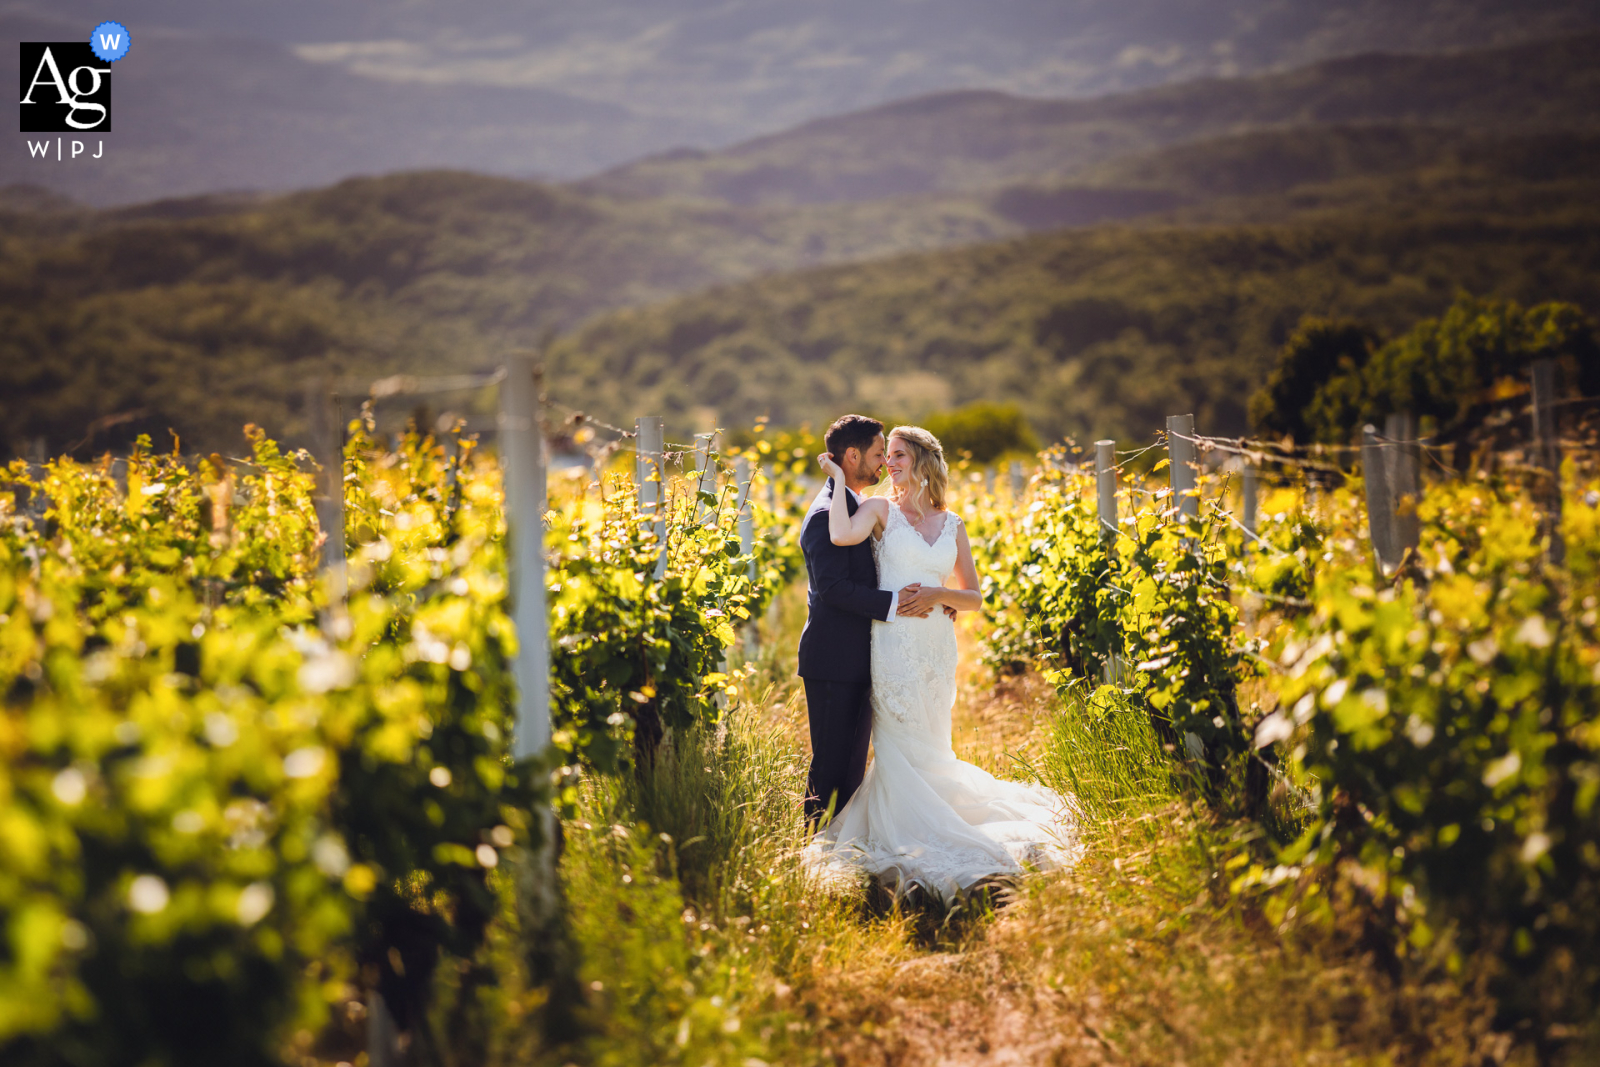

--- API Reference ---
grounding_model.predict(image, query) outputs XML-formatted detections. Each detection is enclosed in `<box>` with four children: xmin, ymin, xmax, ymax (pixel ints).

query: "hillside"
<box><xmin>0</xmin><ymin>170</ymin><xmax>1039</xmax><ymax>457</ymax></box>
<box><xmin>993</xmin><ymin>124</ymin><xmax>1600</xmax><ymax>228</ymax></box>
<box><xmin>582</xmin><ymin>32</ymin><xmax>1600</xmax><ymax>206</ymax></box>
<box><xmin>540</xmin><ymin>208</ymin><xmax>1600</xmax><ymax>446</ymax></box>
<box><xmin>7</xmin><ymin>125</ymin><xmax>1600</xmax><ymax>458</ymax></box>
<box><xmin>1083</xmin><ymin>124</ymin><xmax>1600</xmax><ymax>201</ymax></box>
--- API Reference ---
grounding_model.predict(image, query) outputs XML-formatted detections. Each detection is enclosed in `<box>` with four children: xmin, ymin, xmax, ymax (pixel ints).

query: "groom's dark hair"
<box><xmin>824</xmin><ymin>414</ymin><xmax>884</xmax><ymax>460</ymax></box>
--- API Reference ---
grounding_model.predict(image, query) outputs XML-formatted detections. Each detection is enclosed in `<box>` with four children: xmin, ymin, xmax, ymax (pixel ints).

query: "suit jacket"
<box><xmin>797</xmin><ymin>478</ymin><xmax>894</xmax><ymax>682</ymax></box>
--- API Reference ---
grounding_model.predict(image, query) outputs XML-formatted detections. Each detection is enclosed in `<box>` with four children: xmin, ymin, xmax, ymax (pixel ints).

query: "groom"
<box><xmin>798</xmin><ymin>414</ymin><xmax>930</xmax><ymax>829</ymax></box>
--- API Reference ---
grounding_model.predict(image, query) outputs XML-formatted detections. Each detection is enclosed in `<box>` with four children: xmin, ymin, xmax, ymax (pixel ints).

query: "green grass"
<box><xmin>1035</xmin><ymin>680</ymin><xmax>1179</xmax><ymax>825</ymax></box>
<box><xmin>439</xmin><ymin>593</ymin><xmax>1599</xmax><ymax>1066</ymax></box>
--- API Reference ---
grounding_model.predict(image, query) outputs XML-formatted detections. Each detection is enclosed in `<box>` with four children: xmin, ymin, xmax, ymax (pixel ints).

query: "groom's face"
<box><xmin>849</xmin><ymin>434</ymin><xmax>886</xmax><ymax>485</ymax></box>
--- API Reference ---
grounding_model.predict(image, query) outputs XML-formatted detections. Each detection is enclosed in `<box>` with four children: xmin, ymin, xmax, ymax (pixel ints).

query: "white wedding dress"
<box><xmin>807</xmin><ymin>505</ymin><xmax>1081</xmax><ymax>898</ymax></box>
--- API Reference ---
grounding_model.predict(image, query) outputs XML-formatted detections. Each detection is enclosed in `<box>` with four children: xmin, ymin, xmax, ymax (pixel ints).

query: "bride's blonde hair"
<box><xmin>888</xmin><ymin>426</ymin><xmax>948</xmax><ymax>510</ymax></box>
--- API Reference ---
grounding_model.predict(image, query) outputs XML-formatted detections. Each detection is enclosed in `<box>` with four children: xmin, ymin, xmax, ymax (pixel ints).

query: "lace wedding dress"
<box><xmin>807</xmin><ymin>505</ymin><xmax>1081</xmax><ymax>897</ymax></box>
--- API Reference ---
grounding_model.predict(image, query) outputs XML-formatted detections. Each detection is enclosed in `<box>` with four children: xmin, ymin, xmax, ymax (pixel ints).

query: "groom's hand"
<box><xmin>896</xmin><ymin>583</ymin><xmax>941</xmax><ymax>618</ymax></box>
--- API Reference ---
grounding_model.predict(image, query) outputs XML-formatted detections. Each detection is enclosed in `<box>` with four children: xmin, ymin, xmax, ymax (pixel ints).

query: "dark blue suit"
<box><xmin>798</xmin><ymin>478</ymin><xmax>893</xmax><ymax>826</ymax></box>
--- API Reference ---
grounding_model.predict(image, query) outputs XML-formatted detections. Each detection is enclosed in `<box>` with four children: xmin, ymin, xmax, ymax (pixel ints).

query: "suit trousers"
<box><xmin>802</xmin><ymin>676</ymin><xmax>874</xmax><ymax>830</ymax></box>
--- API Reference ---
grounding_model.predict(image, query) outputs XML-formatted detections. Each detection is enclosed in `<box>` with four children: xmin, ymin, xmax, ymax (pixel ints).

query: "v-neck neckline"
<box><xmin>896</xmin><ymin>505</ymin><xmax>947</xmax><ymax>549</ymax></box>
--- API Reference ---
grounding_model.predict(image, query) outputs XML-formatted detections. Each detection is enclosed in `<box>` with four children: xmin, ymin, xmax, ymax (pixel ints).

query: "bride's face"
<box><xmin>885</xmin><ymin>436</ymin><xmax>914</xmax><ymax>490</ymax></box>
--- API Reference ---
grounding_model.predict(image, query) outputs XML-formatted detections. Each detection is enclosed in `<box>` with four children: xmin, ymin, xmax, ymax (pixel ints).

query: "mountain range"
<box><xmin>4</xmin><ymin>0</ymin><xmax>1599</xmax><ymax>205</ymax></box>
<box><xmin>1</xmin><ymin>6</ymin><xmax>711</xmax><ymax>206</ymax></box>
<box><xmin>584</xmin><ymin>32</ymin><xmax>1600</xmax><ymax>206</ymax></box>
<box><xmin>3</xmin><ymin>28</ymin><xmax>1598</xmax><ymax>455</ymax></box>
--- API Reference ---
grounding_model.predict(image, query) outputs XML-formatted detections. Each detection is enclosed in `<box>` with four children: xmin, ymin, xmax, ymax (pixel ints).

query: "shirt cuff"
<box><xmin>885</xmin><ymin>590</ymin><xmax>897</xmax><ymax>622</ymax></box>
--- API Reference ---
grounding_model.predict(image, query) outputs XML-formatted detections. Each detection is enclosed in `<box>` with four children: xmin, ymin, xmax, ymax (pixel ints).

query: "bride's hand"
<box><xmin>897</xmin><ymin>583</ymin><xmax>942</xmax><ymax>617</ymax></box>
<box><xmin>816</xmin><ymin>452</ymin><xmax>844</xmax><ymax>480</ymax></box>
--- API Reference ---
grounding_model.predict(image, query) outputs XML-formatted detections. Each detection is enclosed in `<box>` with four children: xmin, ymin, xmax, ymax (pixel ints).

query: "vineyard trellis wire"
<box><xmin>0</xmin><ymin>354</ymin><xmax>811</xmax><ymax>1066</ymax></box>
<box><xmin>964</xmin><ymin>351</ymin><xmax>1599</xmax><ymax>1041</ymax></box>
<box><xmin>4</xmin><ymin>344</ymin><xmax>1598</xmax><ymax>1062</ymax></box>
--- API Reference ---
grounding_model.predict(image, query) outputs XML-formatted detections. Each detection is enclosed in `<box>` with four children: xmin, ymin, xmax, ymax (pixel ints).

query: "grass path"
<box><xmin>779</xmin><ymin>612</ymin><xmax>1497</xmax><ymax>1066</ymax></box>
<box><xmin>550</xmin><ymin>587</ymin><xmax>1505</xmax><ymax>1067</ymax></box>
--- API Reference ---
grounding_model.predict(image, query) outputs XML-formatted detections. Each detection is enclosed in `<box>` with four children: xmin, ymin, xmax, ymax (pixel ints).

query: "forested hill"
<box><xmin>5</xmin><ymin>31</ymin><xmax>1600</xmax><ymax>457</ymax></box>
<box><xmin>0</xmin><ymin>171</ymin><xmax>1041</xmax><ymax>457</ymax></box>
<box><xmin>5</xmin><ymin>131</ymin><xmax>1600</xmax><ymax>457</ymax></box>
<box><xmin>542</xmin><ymin>210</ymin><xmax>1600</xmax><ymax>447</ymax></box>
<box><xmin>581</xmin><ymin>32</ymin><xmax>1600</xmax><ymax>206</ymax></box>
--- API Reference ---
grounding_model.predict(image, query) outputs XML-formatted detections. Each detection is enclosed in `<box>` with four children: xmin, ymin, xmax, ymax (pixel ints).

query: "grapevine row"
<box><xmin>961</xmin><ymin>440</ymin><xmax>1600</xmax><ymax>1033</ymax></box>
<box><xmin>0</xmin><ymin>418</ymin><xmax>797</xmax><ymax>1064</ymax></box>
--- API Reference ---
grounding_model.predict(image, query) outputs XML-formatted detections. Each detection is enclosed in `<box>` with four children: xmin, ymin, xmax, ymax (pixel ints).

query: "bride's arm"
<box><xmin>830</xmin><ymin>495</ymin><xmax>886</xmax><ymax>546</ymax></box>
<box><xmin>816</xmin><ymin>452</ymin><xmax>884</xmax><ymax>545</ymax></box>
<box><xmin>936</xmin><ymin>520</ymin><xmax>983</xmax><ymax>612</ymax></box>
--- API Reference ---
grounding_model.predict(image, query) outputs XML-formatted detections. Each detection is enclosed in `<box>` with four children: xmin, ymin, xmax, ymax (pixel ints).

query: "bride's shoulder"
<box><xmin>859</xmin><ymin>496</ymin><xmax>891</xmax><ymax>517</ymax></box>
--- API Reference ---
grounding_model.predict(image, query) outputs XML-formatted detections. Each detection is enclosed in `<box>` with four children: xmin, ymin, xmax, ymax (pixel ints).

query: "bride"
<box><xmin>809</xmin><ymin>426</ymin><xmax>1080</xmax><ymax>898</ymax></box>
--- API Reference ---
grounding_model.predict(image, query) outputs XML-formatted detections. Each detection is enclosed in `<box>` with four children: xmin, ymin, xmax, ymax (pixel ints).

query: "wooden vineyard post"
<box><xmin>1238</xmin><ymin>459</ymin><xmax>1261</xmax><ymax>630</ymax></box>
<box><xmin>1361</xmin><ymin>413</ymin><xmax>1422</xmax><ymax>577</ymax></box>
<box><xmin>735</xmin><ymin>456</ymin><xmax>758</xmax><ymax>658</ymax></box>
<box><xmin>1363</xmin><ymin>424</ymin><xmax>1401</xmax><ymax>575</ymax></box>
<box><xmin>635</xmin><ymin>416</ymin><xmax>668</xmax><ymax>579</ymax></box>
<box><xmin>1531</xmin><ymin>359</ymin><xmax>1565</xmax><ymax>563</ymax></box>
<box><xmin>735</xmin><ymin>456</ymin><xmax>755</xmax><ymax>581</ymax></box>
<box><xmin>1010</xmin><ymin>460</ymin><xmax>1025</xmax><ymax>501</ymax></box>
<box><xmin>499</xmin><ymin>356</ymin><xmax>581</xmax><ymax>1040</ymax></box>
<box><xmin>308</xmin><ymin>384</ymin><xmax>348</xmax><ymax>627</ymax></box>
<box><xmin>1166</xmin><ymin>414</ymin><xmax>1198</xmax><ymax>520</ymax></box>
<box><xmin>1095</xmin><ymin>440</ymin><xmax>1120</xmax><ymax>684</ymax></box>
<box><xmin>1385</xmin><ymin>411</ymin><xmax>1421</xmax><ymax>561</ymax></box>
<box><xmin>1095</xmin><ymin>441</ymin><xmax>1117</xmax><ymax>539</ymax></box>
<box><xmin>700</xmin><ymin>434</ymin><xmax>726</xmax><ymax>704</ymax></box>
<box><xmin>1241</xmin><ymin>463</ymin><xmax>1258</xmax><ymax>536</ymax></box>
<box><xmin>501</xmin><ymin>356</ymin><xmax>551</xmax><ymax>760</ymax></box>
<box><xmin>365</xmin><ymin>994</ymin><xmax>400</xmax><ymax>1067</ymax></box>
<box><xmin>635</xmin><ymin>416</ymin><xmax>664</xmax><ymax>523</ymax></box>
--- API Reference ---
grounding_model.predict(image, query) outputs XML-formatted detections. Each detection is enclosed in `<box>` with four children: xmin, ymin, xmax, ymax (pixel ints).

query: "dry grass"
<box><xmin>773</xmin><ymin>618</ymin><xmax>1508</xmax><ymax>1067</ymax></box>
<box><xmin>537</xmin><ymin>587</ymin><xmax>1528</xmax><ymax>1067</ymax></box>
<box><xmin>800</xmin><ymin>818</ymin><xmax>1507</xmax><ymax>1066</ymax></box>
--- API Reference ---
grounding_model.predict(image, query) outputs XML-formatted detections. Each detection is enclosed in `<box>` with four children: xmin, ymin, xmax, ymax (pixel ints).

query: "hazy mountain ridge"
<box><xmin>0</xmin><ymin>7</ymin><xmax>708</xmax><ymax>206</ymax></box>
<box><xmin>5</xmin><ymin>1</ymin><xmax>1598</xmax><ymax>206</ymax></box>
<box><xmin>27</xmin><ymin>0</ymin><xmax>1600</xmax><ymax>135</ymax></box>
<box><xmin>583</xmin><ymin>31</ymin><xmax>1600</xmax><ymax>206</ymax></box>
<box><xmin>989</xmin><ymin>123</ymin><xmax>1600</xmax><ymax>229</ymax></box>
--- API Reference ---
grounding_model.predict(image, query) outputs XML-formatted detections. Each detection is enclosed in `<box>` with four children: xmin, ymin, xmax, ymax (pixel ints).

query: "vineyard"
<box><xmin>3</xmin><ymin>382</ymin><xmax>1599</xmax><ymax>1064</ymax></box>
